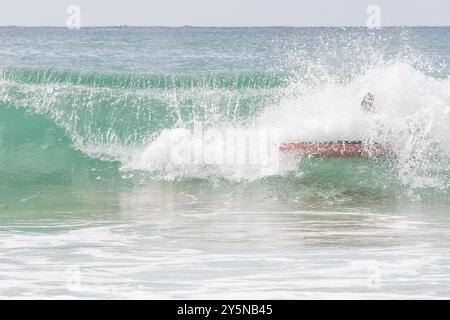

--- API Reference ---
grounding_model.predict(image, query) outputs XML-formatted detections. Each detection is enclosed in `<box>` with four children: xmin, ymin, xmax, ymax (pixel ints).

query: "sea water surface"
<box><xmin>0</xmin><ymin>27</ymin><xmax>449</xmax><ymax>299</ymax></box>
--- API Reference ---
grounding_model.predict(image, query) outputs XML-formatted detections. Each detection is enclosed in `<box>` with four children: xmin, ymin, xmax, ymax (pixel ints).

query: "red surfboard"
<box><xmin>279</xmin><ymin>141</ymin><xmax>393</xmax><ymax>157</ymax></box>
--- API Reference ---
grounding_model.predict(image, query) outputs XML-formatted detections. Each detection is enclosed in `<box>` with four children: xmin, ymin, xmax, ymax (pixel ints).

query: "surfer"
<box><xmin>361</xmin><ymin>92</ymin><xmax>376</xmax><ymax>113</ymax></box>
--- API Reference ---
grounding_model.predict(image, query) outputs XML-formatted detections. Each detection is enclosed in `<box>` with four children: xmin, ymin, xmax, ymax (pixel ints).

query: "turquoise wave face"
<box><xmin>0</xmin><ymin>67</ymin><xmax>282</xmax><ymax>142</ymax></box>
<box><xmin>2</xmin><ymin>67</ymin><xmax>288</xmax><ymax>90</ymax></box>
<box><xmin>0</xmin><ymin>106</ymin><xmax>121</xmax><ymax>187</ymax></box>
<box><xmin>0</xmin><ymin>67</ymin><xmax>285</xmax><ymax>187</ymax></box>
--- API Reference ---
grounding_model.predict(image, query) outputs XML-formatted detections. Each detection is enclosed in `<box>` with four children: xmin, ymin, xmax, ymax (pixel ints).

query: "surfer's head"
<box><xmin>361</xmin><ymin>92</ymin><xmax>376</xmax><ymax>113</ymax></box>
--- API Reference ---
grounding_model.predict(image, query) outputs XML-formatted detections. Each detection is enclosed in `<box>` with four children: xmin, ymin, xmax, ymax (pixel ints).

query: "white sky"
<box><xmin>0</xmin><ymin>0</ymin><xmax>448</xmax><ymax>27</ymax></box>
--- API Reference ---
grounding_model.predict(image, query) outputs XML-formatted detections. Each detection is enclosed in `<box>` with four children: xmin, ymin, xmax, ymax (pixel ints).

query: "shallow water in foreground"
<box><xmin>1</xmin><ymin>172</ymin><xmax>450</xmax><ymax>299</ymax></box>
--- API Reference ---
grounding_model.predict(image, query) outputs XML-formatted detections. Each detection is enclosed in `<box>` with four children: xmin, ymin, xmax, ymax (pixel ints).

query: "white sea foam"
<box><xmin>1</xmin><ymin>206</ymin><xmax>450</xmax><ymax>299</ymax></box>
<box><xmin>121</xmin><ymin>63</ymin><xmax>450</xmax><ymax>186</ymax></box>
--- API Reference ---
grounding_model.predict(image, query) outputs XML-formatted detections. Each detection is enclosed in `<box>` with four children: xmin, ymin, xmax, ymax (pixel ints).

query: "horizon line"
<box><xmin>0</xmin><ymin>25</ymin><xmax>449</xmax><ymax>28</ymax></box>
